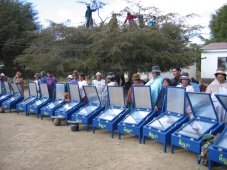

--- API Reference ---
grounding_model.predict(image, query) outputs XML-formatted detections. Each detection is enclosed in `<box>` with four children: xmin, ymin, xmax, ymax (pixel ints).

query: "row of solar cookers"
<box><xmin>1</xmin><ymin>81</ymin><xmax>226</xmax><ymax>169</ymax></box>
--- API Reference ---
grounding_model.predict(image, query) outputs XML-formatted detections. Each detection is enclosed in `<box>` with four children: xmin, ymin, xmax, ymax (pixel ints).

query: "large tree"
<box><xmin>210</xmin><ymin>5</ymin><xmax>227</xmax><ymax>42</ymax></box>
<box><xmin>0</xmin><ymin>0</ymin><xmax>38</xmax><ymax>76</ymax></box>
<box><xmin>16</xmin><ymin>4</ymin><xmax>201</xmax><ymax>78</ymax></box>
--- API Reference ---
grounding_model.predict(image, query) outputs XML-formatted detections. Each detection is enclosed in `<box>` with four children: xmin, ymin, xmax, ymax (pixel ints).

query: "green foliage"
<box><xmin>16</xmin><ymin>13</ymin><xmax>200</xmax><ymax>77</ymax></box>
<box><xmin>210</xmin><ymin>5</ymin><xmax>227</xmax><ymax>42</ymax></box>
<box><xmin>0</xmin><ymin>0</ymin><xmax>37</xmax><ymax>75</ymax></box>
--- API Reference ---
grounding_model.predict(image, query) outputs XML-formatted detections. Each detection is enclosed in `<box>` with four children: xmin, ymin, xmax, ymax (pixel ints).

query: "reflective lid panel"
<box><xmin>187</xmin><ymin>92</ymin><xmax>218</xmax><ymax>120</ymax></box>
<box><xmin>11</xmin><ymin>83</ymin><xmax>20</xmax><ymax>95</ymax></box>
<box><xmin>40</xmin><ymin>84</ymin><xmax>49</xmax><ymax>98</ymax></box>
<box><xmin>68</xmin><ymin>84</ymin><xmax>80</xmax><ymax>102</ymax></box>
<box><xmin>108</xmin><ymin>86</ymin><xmax>125</xmax><ymax>107</ymax></box>
<box><xmin>133</xmin><ymin>86</ymin><xmax>152</xmax><ymax>109</ymax></box>
<box><xmin>29</xmin><ymin>82</ymin><xmax>37</xmax><ymax>97</ymax></box>
<box><xmin>166</xmin><ymin>87</ymin><xmax>185</xmax><ymax>114</ymax></box>
<box><xmin>4</xmin><ymin>81</ymin><xmax>11</xmax><ymax>93</ymax></box>
<box><xmin>216</xmin><ymin>94</ymin><xmax>227</xmax><ymax>112</ymax></box>
<box><xmin>55</xmin><ymin>83</ymin><xmax>65</xmax><ymax>100</ymax></box>
<box><xmin>84</xmin><ymin>86</ymin><xmax>100</xmax><ymax>105</ymax></box>
<box><xmin>216</xmin><ymin>129</ymin><xmax>227</xmax><ymax>149</ymax></box>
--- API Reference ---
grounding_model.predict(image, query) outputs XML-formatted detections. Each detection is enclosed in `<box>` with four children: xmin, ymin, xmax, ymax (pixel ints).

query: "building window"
<box><xmin>218</xmin><ymin>57</ymin><xmax>227</xmax><ymax>71</ymax></box>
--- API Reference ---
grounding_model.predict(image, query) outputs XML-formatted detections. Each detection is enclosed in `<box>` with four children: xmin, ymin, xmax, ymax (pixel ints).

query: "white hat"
<box><xmin>66</xmin><ymin>75</ymin><xmax>73</xmax><ymax>79</ymax></box>
<box><xmin>0</xmin><ymin>73</ymin><xmax>5</xmax><ymax>77</ymax></box>
<box><xmin>96</xmin><ymin>72</ymin><xmax>102</xmax><ymax>76</ymax></box>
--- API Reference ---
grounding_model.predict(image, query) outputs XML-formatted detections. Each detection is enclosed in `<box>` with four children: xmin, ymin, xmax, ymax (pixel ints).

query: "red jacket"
<box><xmin>124</xmin><ymin>15</ymin><xmax>137</xmax><ymax>24</ymax></box>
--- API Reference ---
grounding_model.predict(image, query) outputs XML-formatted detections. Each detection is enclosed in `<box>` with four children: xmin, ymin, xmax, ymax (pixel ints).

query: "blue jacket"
<box><xmin>145</xmin><ymin>76</ymin><xmax>163</xmax><ymax>107</ymax></box>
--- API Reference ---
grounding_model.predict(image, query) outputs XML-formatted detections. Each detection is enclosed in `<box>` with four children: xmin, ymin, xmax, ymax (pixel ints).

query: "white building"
<box><xmin>201</xmin><ymin>43</ymin><xmax>227</xmax><ymax>79</ymax></box>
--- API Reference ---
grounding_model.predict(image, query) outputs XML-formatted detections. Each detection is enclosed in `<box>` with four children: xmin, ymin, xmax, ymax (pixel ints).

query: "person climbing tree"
<box><xmin>85</xmin><ymin>5</ymin><xmax>97</xmax><ymax>28</ymax></box>
<box><xmin>109</xmin><ymin>13</ymin><xmax>118</xmax><ymax>30</ymax></box>
<box><xmin>148</xmin><ymin>16</ymin><xmax>157</xmax><ymax>26</ymax></box>
<box><xmin>123</xmin><ymin>12</ymin><xmax>137</xmax><ymax>27</ymax></box>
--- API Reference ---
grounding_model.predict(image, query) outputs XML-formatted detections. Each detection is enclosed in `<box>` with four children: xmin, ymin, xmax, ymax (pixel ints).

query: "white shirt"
<box><xmin>176</xmin><ymin>84</ymin><xmax>194</xmax><ymax>92</ymax></box>
<box><xmin>92</xmin><ymin>79</ymin><xmax>106</xmax><ymax>101</ymax></box>
<box><xmin>78</xmin><ymin>80</ymin><xmax>88</xmax><ymax>98</ymax></box>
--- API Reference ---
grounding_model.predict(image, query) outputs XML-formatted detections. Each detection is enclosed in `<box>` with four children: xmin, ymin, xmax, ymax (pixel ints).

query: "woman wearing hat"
<box><xmin>176</xmin><ymin>72</ymin><xmax>194</xmax><ymax>92</ymax></box>
<box><xmin>206</xmin><ymin>67</ymin><xmax>227</xmax><ymax>123</ymax></box>
<box><xmin>127</xmin><ymin>73</ymin><xmax>144</xmax><ymax>108</ymax></box>
<box><xmin>145</xmin><ymin>66</ymin><xmax>163</xmax><ymax>107</ymax></box>
<box><xmin>13</xmin><ymin>71</ymin><xmax>24</xmax><ymax>95</ymax></box>
<box><xmin>176</xmin><ymin>72</ymin><xmax>194</xmax><ymax>117</ymax></box>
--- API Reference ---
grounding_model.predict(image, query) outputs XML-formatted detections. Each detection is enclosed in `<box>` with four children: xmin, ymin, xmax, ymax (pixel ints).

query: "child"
<box><xmin>154</xmin><ymin>78</ymin><xmax>171</xmax><ymax>115</ymax></box>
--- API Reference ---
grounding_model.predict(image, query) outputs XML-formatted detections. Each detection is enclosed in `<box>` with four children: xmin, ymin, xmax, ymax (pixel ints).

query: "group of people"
<box><xmin>85</xmin><ymin>4</ymin><xmax>157</xmax><ymax>28</ymax></box>
<box><xmin>0</xmin><ymin>65</ymin><xmax>226</xmax><ymax>124</ymax></box>
<box><xmin>126</xmin><ymin>65</ymin><xmax>227</xmax><ymax>124</ymax></box>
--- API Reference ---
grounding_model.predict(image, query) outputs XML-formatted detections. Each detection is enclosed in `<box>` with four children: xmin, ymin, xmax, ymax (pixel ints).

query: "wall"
<box><xmin>201</xmin><ymin>50</ymin><xmax>227</xmax><ymax>79</ymax></box>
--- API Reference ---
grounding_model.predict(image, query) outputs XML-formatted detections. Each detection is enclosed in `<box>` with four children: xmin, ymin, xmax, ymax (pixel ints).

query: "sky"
<box><xmin>25</xmin><ymin>0</ymin><xmax>227</xmax><ymax>43</ymax></box>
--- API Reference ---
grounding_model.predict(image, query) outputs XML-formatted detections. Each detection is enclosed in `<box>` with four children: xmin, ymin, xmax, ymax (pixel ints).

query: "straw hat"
<box><xmin>214</xmin><ymin>67</ymin><xmax>226</xmax><ymax>76</ymax></box>
<box><xmin>66</xmin><ymin>75</ymin><xmax>73</xmax><ymax>79</ymax></box>
<box><xmin>179</xmin><ymin>72</ymin><xmax>190</xmax><ymax>80</ymax></box>
<box><xmin>34</xmin><ymin>73</ymin><xmax>40</xmax><ymax>78</ymax></box>
<box><xmin>131</xmin><ymin>73</ymin><xmax>140</xmax><ymax>81</ymax></box>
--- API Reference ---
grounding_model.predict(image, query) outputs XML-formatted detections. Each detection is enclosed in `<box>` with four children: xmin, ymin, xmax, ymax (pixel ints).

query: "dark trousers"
<box><xmin>86</xmin><ymin>17</ymin><xmax>93</xmax><ymax>28</ymax></box>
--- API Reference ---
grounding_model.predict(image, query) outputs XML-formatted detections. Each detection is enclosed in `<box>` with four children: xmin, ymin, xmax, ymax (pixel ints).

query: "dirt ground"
<box><xmin>2</xmin><ymin>112</ymin><xmax>222</xmax><ymax>170</ymax></box>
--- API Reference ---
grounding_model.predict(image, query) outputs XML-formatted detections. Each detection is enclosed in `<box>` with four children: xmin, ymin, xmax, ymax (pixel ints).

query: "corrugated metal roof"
<box><xmin>201</xmin><ymin>42</ymin><xmax>227</xmax><ymax>50</ymax></box>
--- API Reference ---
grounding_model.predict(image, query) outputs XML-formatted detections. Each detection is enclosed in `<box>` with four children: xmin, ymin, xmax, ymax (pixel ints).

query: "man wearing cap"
<box><xmin>206</xmin><ymin>67</ymin><xmax>227</xmax><ymax>123</ymax></box>
<box><xmin>171</xmin><ymin>66</ymin><xmax>181</xmax><ymax>86</ymax></box>
<box><xmin>145</xmin><ymin>66</ymin><xmax>163</xmax><ymax>107</ymax></box>
<box><xmin>92</xmin><ymin>72</ymin><xmax>106</xmax><ymax>104</ymax></box>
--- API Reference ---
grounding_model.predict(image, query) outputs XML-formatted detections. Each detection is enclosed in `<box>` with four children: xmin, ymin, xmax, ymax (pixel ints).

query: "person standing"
<box><xmin>154</xmin><ymin>78</ymin><xmax>172</xmax><ymax>115</ymax></box>
<box><xmin>206</xmin><ymin>68</ymin><xmax>227</xmax><ymax>124</ymax></box>
<box><xmin>45</xmin><ymin>70</ymin><xmax>57</xmax><ymax>99</ymax></box>
<box><xmin>176</xmin><ymin>72</ymin><xmax>194</xmax><ymax>92</ymax></box>
<box><xmin>126</xmin><ymin>73</ymin><xmax>144</xmax><ymax>109</ymax></box>
<box><xmin>92</xmin><ymin>72</ymin><xmax>106</xmax><ymax>104</ymax></box>
<box><xmin>13</xmin><ymin>71</ymin><xmax>24</xmax><ymax>95</ymax></box>
<box><xmin>85</xmin><ymin>5</ymin><xmax>97</xmax><ymax>28</ymax></box>
<box><xmin>124</xmin><ymin>12</ymin><xmax>137</xmax><ymax>27</ymax></box>
<box><xmin>148</xmin><ymin>16</ymin><xmax>157</xmax><ymax>26</ymax></box>
<box><xmin>103</xmin><ymin>72</ymin><xmax>118</xmax><ymax>107</ymax></box>
<box><xmin>171</xmin><ymin>66</ymin><xmax>181</xmax><ymax>86</ymax></box>
<box><xmin>40</xmin><ymin>71</ymin><xmax>46</xmax><ymax>83</ymax></box>
<box><xmin>34</xmin><ymin>73</ymin><xmax>41</xmax><ymax>97</ymax></box>
<box><xmin>145</xmin><ymin>66</ymin><xmax>163</xmax><ymax>107</ymax></box>
<box><xmin>176</xmin><ymin>72</ymin><xmax>194</xmax><ymax>118</ymax></box>
<box><xmin>78</xmin><ymin>73</ymin><xmax>88</xmax><ymax>103</ymax></box>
